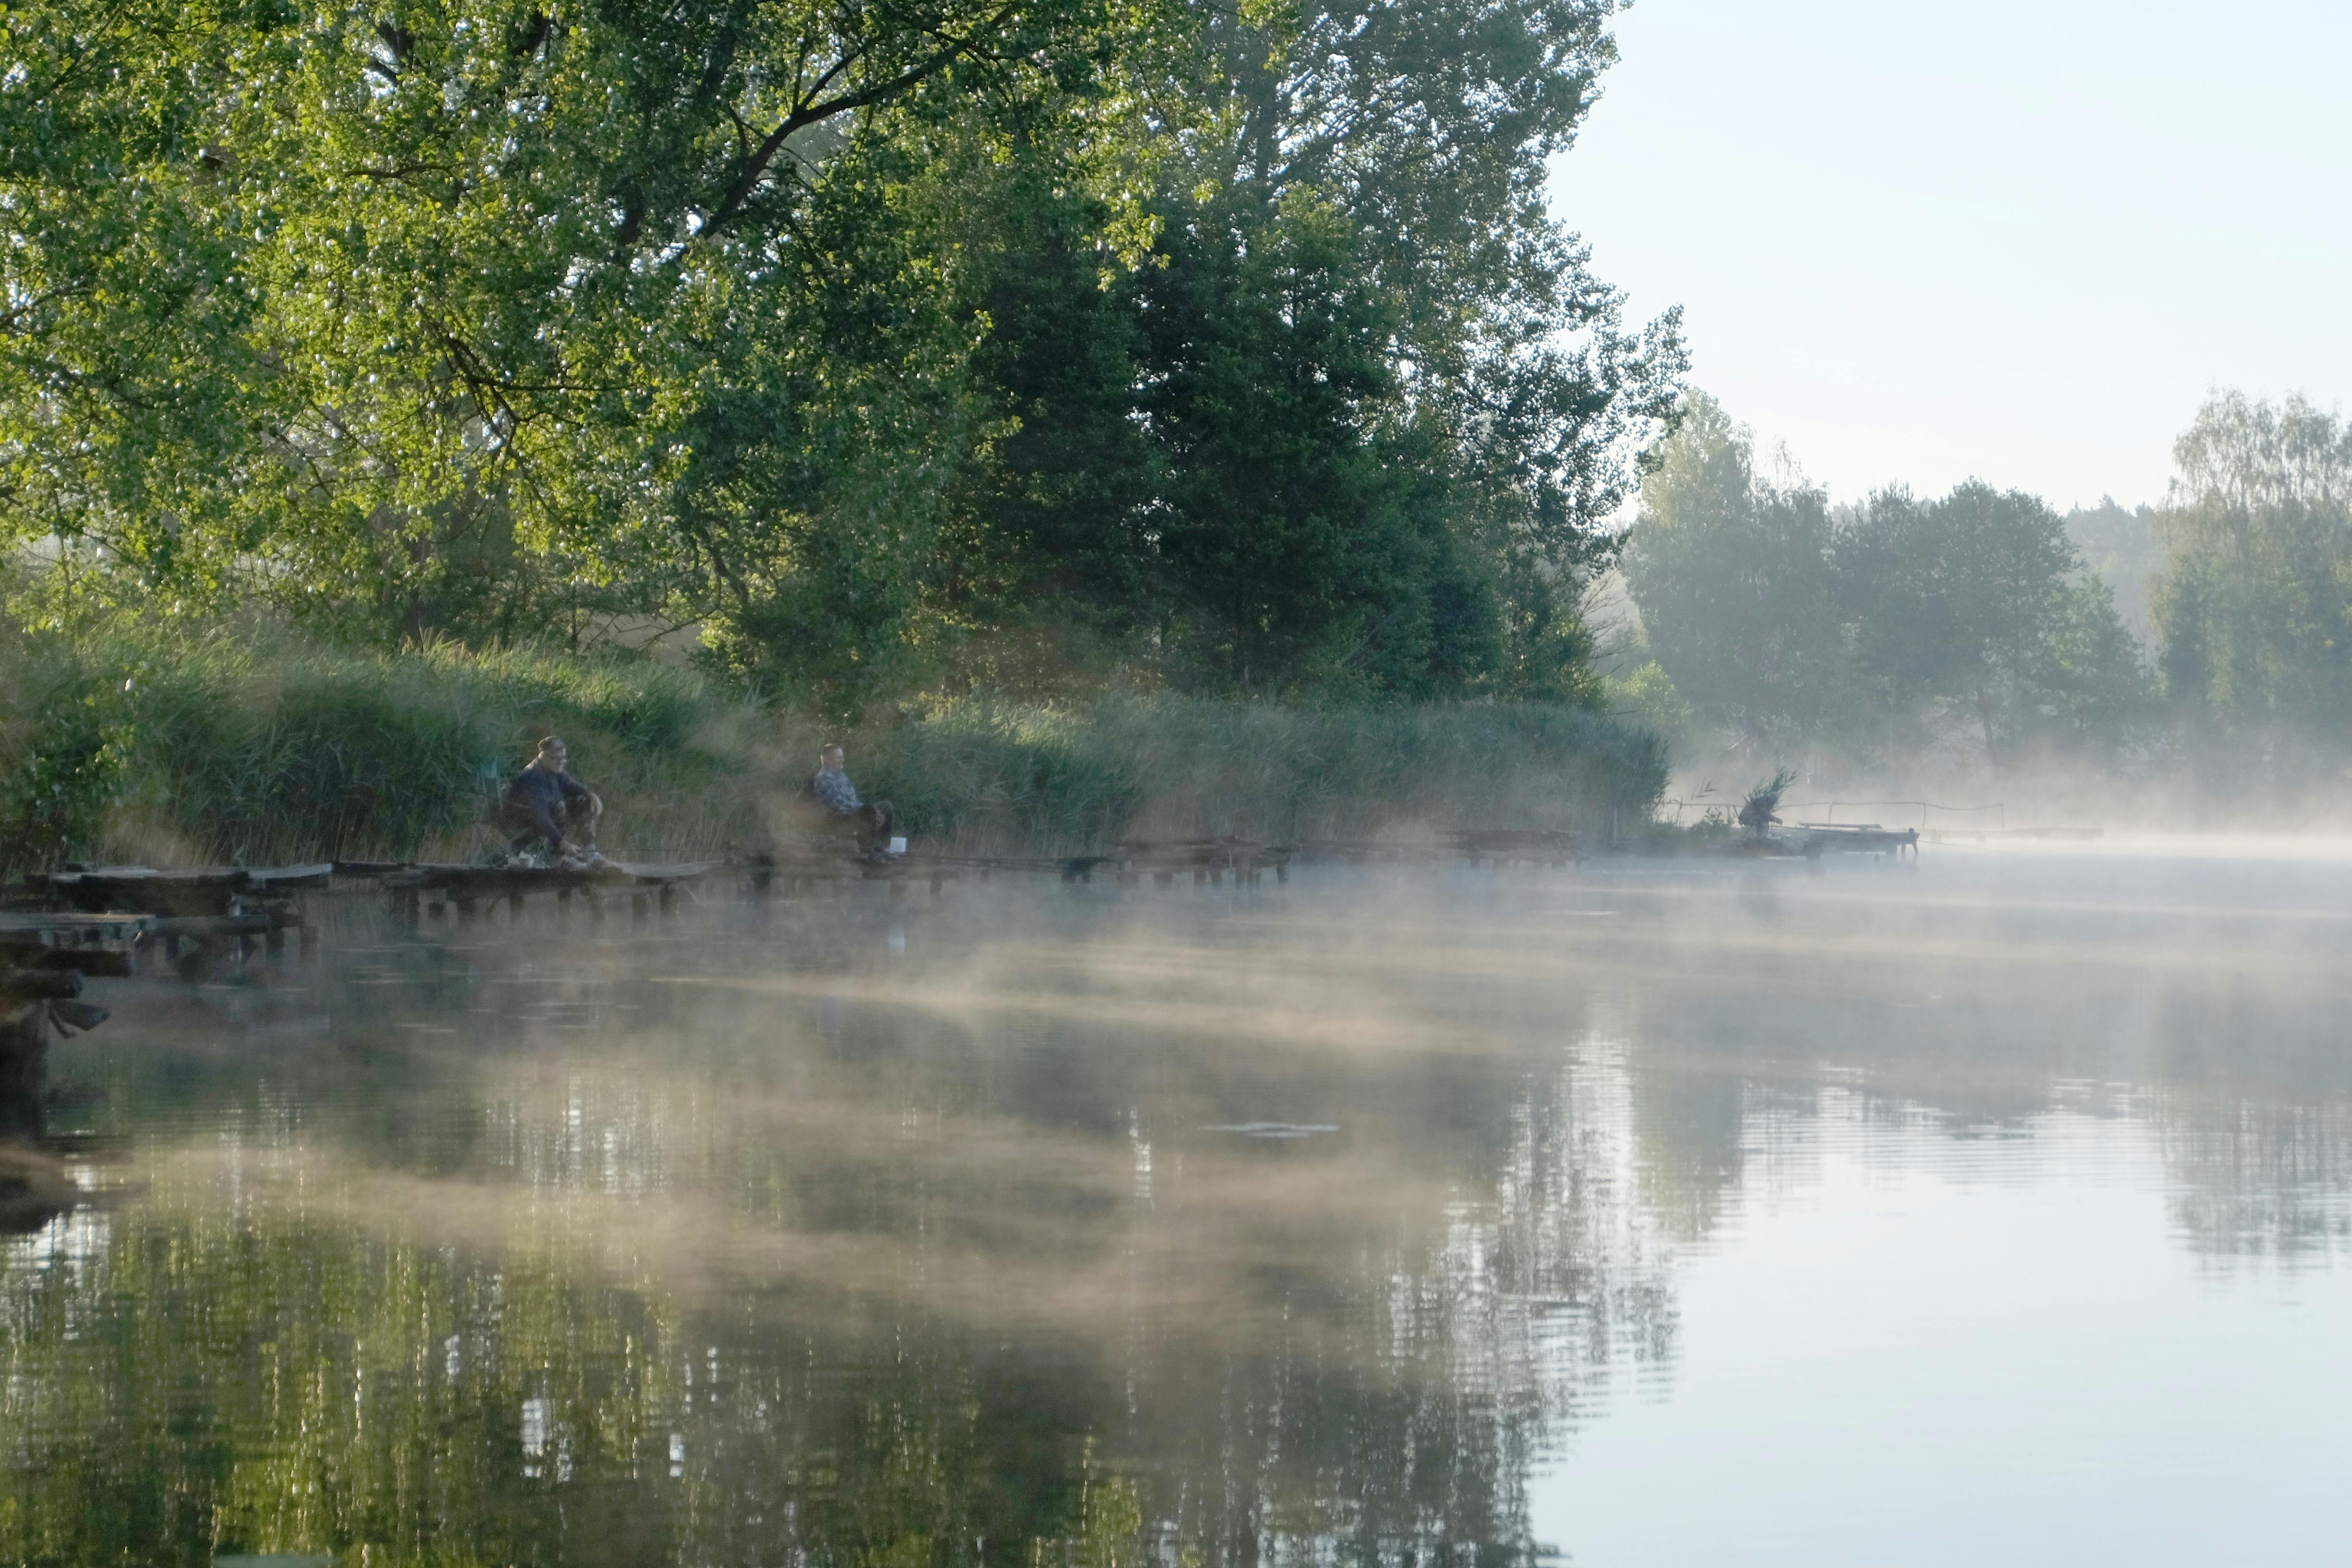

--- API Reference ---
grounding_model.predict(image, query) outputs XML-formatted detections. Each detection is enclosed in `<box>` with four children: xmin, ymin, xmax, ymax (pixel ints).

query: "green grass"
<box><xmin>0</xmin><ymin>623</ymin><xmax>1667</xmax><ymax>872</ymax></box>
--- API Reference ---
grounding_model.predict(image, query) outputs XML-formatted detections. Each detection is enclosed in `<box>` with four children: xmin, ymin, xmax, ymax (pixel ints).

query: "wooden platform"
<box><xmin>0</xmin><ymin>911</ymin><xmax>149</xmax><ymax>972</ymax></box>
<box><xmin>1793</xmin><ymin>825</ymin><xmax>1922</xmax><ymax>857</ymax></box>
<box><xmin>1054</xmin><ymin>838</ymin><xmax>1291</xmax><ymax>887</ymax></box>
<box><xmin>34</xmin><ymin>863</ymin><xmax>331</xmax><ymax>916</ymax></box>
<box><xmin>1442</xmin><ymin>828</ymin><xmax>1580</xmax><ymax>867</ymax></box>
<box><xmin>382</xmin><ymin>860</ymin><xmax>722</xmax><ymax>924</ymax></box>
<box><xmin>1286</xmin><ymin>829</ymin><xmax>1580</xmax><ymax>870</ymax></box>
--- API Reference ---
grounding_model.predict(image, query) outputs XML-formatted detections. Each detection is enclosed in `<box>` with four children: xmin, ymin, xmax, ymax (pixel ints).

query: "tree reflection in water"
<box><xmin>0</xmin><ymin>909</ymin><xmax>1677</xmax><ymax>1567</ymax></box>
<box><xmin>6</xmin><ymin>865</ymin><xmax>2349</xmax><ymax>1565</ymax></box>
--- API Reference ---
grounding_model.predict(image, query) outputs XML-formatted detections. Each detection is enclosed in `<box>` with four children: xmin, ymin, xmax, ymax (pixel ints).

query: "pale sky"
<box><xmin>1553</xmin><ymin>0</ymin><xmax>2352</xmax><ymax>512</ymax></box>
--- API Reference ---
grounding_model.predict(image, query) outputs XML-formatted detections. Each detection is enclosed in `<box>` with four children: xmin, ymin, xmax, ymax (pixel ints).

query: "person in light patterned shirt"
<box><xmin>808</xmin><ymin>744</ymin><xmax>896</xmax><ymax>851</ymax></box>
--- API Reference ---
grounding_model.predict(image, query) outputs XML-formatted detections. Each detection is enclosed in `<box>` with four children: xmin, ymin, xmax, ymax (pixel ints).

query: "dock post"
<box><xmin>265</xmin><ymin>925</ymin><xmax>285</xmax><ymax>956</ymax></box>
<box><xmin>930</xmin><ymin>875</ymin><xmax>944</xmax><ymax>898</ymax></box>
<box><xmin>1209</xmin><ymin>867</ymin><xmax>1223</xmax><ymax>886</ymax></box>
<box><xmin>631</xmin><ymin>892</ymin><xmax>649</xmax><ymax>926</ymax></box>
<box><xmin>557</xmin><ymin>887</ymin><xmax>573</xmax><ymax>925</ymax></box>
<box><xmin>508</xmin><ymin>891</ymin><xmax>526</xmax><ymax>922</ymax></box>
<box><xmin>299</xmin><ymin>924</ymin><xmax>319</xmax><ymax>961</ymax></box>
<box><xmin>658</xmin><ymin>883</ymin><xmax>678</xmax><ymax>917</ymax></box>
<box><xmin>587</xmin><ymin>889</ymin><xmax>605</xmax><ymax>925</ymax></box>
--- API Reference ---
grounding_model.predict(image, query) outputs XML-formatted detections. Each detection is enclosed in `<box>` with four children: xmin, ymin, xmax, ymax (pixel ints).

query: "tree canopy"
<box><xmin>1619</xmin><ymin>392</ymin><xmax>2150</xmax><ymax>768</ymax></box>
<box><xmin>2153</xmin><ymin>392</ymin><xmax>2352</xmax><ymax>754</ymax></box>
<box><xmin>3</xmin><ymin>0</ymin><xmax>1683</xmax><ymax>710</ymax></box>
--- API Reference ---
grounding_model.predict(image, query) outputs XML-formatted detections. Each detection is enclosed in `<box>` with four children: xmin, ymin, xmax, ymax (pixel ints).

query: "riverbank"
<box><xmin>0</xmin><ymin>625</ymin><xmax>1667</xmax><ymax>873</ymax></box>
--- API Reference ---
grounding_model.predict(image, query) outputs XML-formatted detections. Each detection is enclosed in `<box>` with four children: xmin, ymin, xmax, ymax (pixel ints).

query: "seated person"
<box><xmin>498</xmin><ymin>735</ymin><xmax>605</xmax><ymax>865</ymax></box>
<box><xmin>806</xmin><ymin>743</ymin><xmax>897</xmax><ymax>852</ymax></box>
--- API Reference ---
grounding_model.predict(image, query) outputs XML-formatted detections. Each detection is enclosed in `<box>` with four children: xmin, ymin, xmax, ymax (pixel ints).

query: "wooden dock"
<box><xmin>1064</xmin><ymin>838</ymin><xmax>1291</xmax><ymax>887</ymax></box>
<box><xmin>34</xmin><ymin>863</ymin><xmax>330</xmax><ymax>916</ymax></box>
<box><xmin>381</xmin><ymin>860</ymin><xmax>721</xmax><ymax>925</ymax></box>
<box><xmin>1792</xmin><ymin>824</ymin><xmax>1921</xmax><ymax>858</ymax></box>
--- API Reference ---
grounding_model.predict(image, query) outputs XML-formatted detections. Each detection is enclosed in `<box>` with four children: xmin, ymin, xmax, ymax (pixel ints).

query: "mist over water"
<box><xmin>7</xmin><ymin>851</ymin><xmax>2350</xmax><ymax>1565</ymax></box>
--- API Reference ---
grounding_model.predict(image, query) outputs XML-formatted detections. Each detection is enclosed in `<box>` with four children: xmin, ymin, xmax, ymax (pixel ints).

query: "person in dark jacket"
<box><xmin>500</xmin><ymin>736</ymin><xmax>604</xmax><ymax>863</ymax></box>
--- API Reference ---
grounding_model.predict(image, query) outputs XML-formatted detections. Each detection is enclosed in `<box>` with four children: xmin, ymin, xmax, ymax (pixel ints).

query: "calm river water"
<box><xmin>7</xmin><ymin>847</ymin><xmax>2350</xmax><ymax>1566</ymax></box>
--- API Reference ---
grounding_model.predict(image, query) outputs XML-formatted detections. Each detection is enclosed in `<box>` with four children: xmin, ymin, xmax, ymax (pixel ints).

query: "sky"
<box><xmin>1552</xmin><ymin>0</ymin><xmax>2352</xmax><ymax>512</ymax></box>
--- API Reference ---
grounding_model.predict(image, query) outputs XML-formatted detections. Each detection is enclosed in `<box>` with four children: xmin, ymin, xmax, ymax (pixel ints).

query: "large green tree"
<box><xmin>5</xmin><ymin>0</ymin><xmax>1158</xmax><ymax>667</ymax></box>
<box><xmin>1835</xmin><ymin>482</ymin><xmax>2145</xmax><ymax>760</ymax></box>
<box><xmin>5</xmin><ymin>0</ymin><xmax>1681</xmax><ymax>706</ymax></box>
<box><xmin>1618</xmin><ymin>392</ymin><xmax>1848</xmax><ymax>750</ymax></box>
<box><xmin>2153</xmin><ymin>392</ymin><xmax>2352</xmax><ymax>751</ymax></box>
<box><xmin>946</xmin><ymin>0</ymin><xmax>1684</xmax><ymax>697</ymax></box>
<box><xmin>1621</xmin><ymin>392</ymin><xmax>2148</xmax><ymax>765</ymax></box>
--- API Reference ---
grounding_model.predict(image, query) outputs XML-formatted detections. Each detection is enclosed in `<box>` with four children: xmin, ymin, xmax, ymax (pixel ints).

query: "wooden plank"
<box><xmin>0</xmin><ymin>911</ymin><xmax>149</xmax><ymax>934</ymax></box>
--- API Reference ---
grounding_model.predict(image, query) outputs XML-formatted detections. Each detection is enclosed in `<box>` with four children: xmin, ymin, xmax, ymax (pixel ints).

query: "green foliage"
<box><xmin>1833</xmin><ymin>480</ymin><xmax>2144</xmax><ymax>759</ymax></box>
<box><xmin>4</xmin><ymin>0</ymin><xmax>1679</xmax><ymax>712</ymax></box>
<box><xmin>3</xmin><ymin>0</ymin><xmax>1172</xmax><ymax>686</ymax></box>
<box><xmin>2152</xmin><ymin>392</ymin><xmax>2352</xmax><ymax>762</ymax></box>
<box><xmin>1600</xmin><ymin>660</ymin><xmax>1691</xmax><ymax>747</ymax></box>
<box><xmin>940</xmin><ymin>0</ymin><xmax>1685</xmax><ymax>699</ymax></box>
<box><xmin>0</xmin><ymin>626</ymin><xmax>136</xmax><ymax>880</ymax></box>
<box><xmin>1619</xmin><ymin>392</ymin><xmax>1848</xmax><ymax>748</ymax></box>
<box><xmin>1621</xmin><ymin>392</ymin><xmax>2153</xmax><ymax>768</ymax></box>
<box><xmin>2065</xmin><ymin>497</ymin><xmax>2160</xmax><ymax>646</ymax></box>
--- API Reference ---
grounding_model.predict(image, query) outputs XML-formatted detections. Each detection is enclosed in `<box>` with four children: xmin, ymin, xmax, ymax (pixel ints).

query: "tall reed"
<box><xmin>0</xmin><ymin>625</ymin><xmax>1666</xmax><ymax>870</ymax></box>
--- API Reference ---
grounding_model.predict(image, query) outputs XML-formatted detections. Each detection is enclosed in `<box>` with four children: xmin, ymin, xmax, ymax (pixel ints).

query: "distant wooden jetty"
<box><xmin>1055</xmin><ymin>837</ymin><xmax>1292</xmax><ymax>887</ymax></box>
<box><xmin>1792</xmin><ymin>824</ymin><xmax>1922</xmax><ymax>858</ymax></box>
<box><xmin>1700</xmin><ymin>825</ymin><xmax>1920</xmax><ymax>859</ymax></box>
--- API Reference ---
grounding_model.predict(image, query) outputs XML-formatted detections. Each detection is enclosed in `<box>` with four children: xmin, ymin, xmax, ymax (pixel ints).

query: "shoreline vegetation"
<box><xmin>7</xmin><ymin>0</ymin><xmax>1687</xmax><ymax>875</ymax></box>
<box><xmin>0</xmin><ymin>623</ymin><xmax>1667</xmax><ymax>878</ymax></box>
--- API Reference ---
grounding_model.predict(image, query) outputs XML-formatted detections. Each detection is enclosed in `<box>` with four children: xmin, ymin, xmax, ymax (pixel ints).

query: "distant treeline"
<box><xmin>3</xmin><ymin>0</ymin><xmax>1680</xmax><ymax>711</ymax></box>
<box><xmin>1610</xmin><ymin>390</ymin><xmax>2352</xmax><ymax>786</ymax></box>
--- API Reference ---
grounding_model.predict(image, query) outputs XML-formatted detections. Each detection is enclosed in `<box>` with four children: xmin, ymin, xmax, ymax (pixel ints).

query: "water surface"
<box><xmin>8</xmin><ymin>847</ymin><xmax>2349</xmax><ymax>1565</ymax></box>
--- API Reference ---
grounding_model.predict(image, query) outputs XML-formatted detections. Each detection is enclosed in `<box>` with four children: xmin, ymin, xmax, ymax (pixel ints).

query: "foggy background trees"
<box><xmin>1610</xmin><ymin>388</ymin><xmax>2352</xmax><ymax>796</ymax></box>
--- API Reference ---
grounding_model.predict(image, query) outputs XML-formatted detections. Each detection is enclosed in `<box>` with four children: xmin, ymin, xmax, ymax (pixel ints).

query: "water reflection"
<box><xmin>4</xmin><ymin>855</ymin><xmax>2351</xmax><ymax>1563</ymax></box>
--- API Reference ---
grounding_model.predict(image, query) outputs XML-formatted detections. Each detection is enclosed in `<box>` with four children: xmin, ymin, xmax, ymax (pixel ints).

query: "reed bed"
<box><xmin>868</xmin><ymin>695</ymin><xmax>1667</xmax><ymax>855</ymax></box>
<box><xmin>0</xmin><ymin>625</ymin><xmax>1666</xmax><ymax>870</ymax></box>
